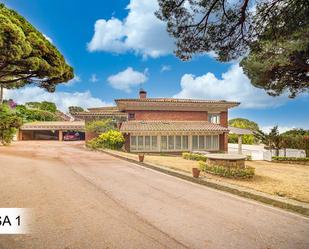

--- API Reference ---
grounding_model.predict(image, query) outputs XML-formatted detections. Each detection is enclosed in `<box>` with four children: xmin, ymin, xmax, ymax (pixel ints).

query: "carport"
<box><xmin>19</xmin><ymin>121</ymin><xmax>85</xmax><ymax>141</ymax></box>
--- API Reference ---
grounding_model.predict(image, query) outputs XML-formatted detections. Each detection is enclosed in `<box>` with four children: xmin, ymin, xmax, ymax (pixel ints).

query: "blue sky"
<box><xmin>2</xmin><ymin>0</ymin><xmax>309</xmax><ymax>131</ymax></box>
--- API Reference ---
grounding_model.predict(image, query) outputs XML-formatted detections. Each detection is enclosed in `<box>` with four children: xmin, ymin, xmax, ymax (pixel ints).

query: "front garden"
<box><xmin>84</xmin><ymin>119</ymin><xmax>309</xmax><ymax>204</ymax></box>
<box><xmin>100</xmin><ymin>149</ymin><xmax>309</xmax><ymax>203</ymax></box>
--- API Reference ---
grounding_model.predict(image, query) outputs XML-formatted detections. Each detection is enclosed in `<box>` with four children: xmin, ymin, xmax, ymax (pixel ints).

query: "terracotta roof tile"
<box><xmin>20</xmin><ymin>121</ymin><xmax>85</xmax><ymax>130</ymax></box>
<box><xmin>120</xmin><ymin>120</ymin><xmax>229</xmax><ymax>132</ymax></box>
<box><xmin>115</xmin><ymin>98</ymin><xmax>240</xmax><ymax>105</ymax></box>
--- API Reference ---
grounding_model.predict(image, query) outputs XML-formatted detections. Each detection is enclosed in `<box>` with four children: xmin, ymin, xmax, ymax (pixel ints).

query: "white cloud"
<box><xmin>3</xmin><ymin>87</ymin><xmax>111</xmax><ymax>113</ymax></box>
<box><xmin>87</xmin><ymin>0</ymin><xmax>174</xmax><ymax>58</ymax></box>
<box><xmin>107</xmin><ymin>67</ymin><xmax>148</xmax><ymax>93</ymax></box>
<box><xmin>89</xmin><ymin>74</ymin><xmax>98</xmax><ymax>83</ymax></box>
<box><xmin>160</xmin><ymin>65</ymin><xmax>171</xmax><ymax>72</ymax></box>
<box><xmin>65</xmin><ymin>75</ymin><xmax>81</xmax><ymax>87</ymax></box>
<box><xmin>174</xmin><ymin>64</ymin><xmax>290</xmax><ymax>109</ymax></box>
<box><xmin>43</xmin><ymin>34</ymin><xmax>53</xmax><ymax>43</ymax></box>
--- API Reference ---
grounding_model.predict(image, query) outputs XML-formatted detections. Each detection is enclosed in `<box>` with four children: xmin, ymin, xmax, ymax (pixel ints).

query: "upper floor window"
<box><xmin>208</xmin><ymin>113</ymin><xmax>220</xmax><ymax>124</ymax></box>
<box><xmin>128</xmin><ymin>113</ymin><xmax>135</xmax><ymax>120</ymax></box>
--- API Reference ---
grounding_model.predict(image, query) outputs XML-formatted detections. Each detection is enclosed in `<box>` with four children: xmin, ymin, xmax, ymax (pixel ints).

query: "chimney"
<box><xmin>139</xmin><ymin>89</ymin><xmax>147</xmax><ymax>99</ymax></box>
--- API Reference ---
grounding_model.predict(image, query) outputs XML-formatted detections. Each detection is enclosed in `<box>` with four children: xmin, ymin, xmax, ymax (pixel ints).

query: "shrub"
<box><xmin>246</xmin><ymin>155</ymin><xmax>252</xmax><ymax>161</ymax></box>
<box><xmin>199</xmin><ymin>161</ymin><xmax>255</xmax><ymax>179</ymax></box>
<box><xmin>182</xmin><ymin>152</ymin><xmax>207</xmax><ymax>162</ymax></box>
<box><xmin>0</xmin><ymin>104</ymin><xmax>23</xmax><ymax>145</ymax></box>
<box><xmin>85</xmin><ymin>119</ymin><xmax>116</xmax><ymax>134</ymax></box>
<box><xmin>86</xmin><ymin>137</ymin><xmax>101</xmax><ymax>149</ymax></box>
<box><xmin>272</xmin><ymin>156</ymin><xmax>309</xmax><ymax>162</ymax></box>
<box><xmin>86</xmin><ymin>130</ymin><xmax>125</xmax><ymax>150</ymax></box>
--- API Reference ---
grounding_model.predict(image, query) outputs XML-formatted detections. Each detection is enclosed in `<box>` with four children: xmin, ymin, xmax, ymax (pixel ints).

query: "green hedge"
<box><xmin>182</xmin><ymin>152</ymin><xmax>207</xmax><ymax>162</ymax></box>
<box><xmin>272</xmin><ymin>156</ymin><xmax>309</xmax><ymax>162</ymax></box>
<box><xmin>199</xmin><ymin>161</ymin><xmax>255</xmax><ymax>179</ymax></box>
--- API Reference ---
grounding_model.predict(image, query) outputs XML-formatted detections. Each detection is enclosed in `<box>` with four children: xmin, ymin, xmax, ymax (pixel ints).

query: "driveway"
<box><xmin>0</xmin><ymin>141</ymin><xmax>308</xmax><ymax>249</ymax></box>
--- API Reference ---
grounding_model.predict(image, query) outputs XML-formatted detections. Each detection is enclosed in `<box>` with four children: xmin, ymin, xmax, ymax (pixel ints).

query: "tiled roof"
<box><xmin>120</xmin><ymin>120</ymin><xmax>229</xmax><ymax>132</ymax></box>
<box><xmin>115</xmin><ymin>98</ymin><xmax>240</xmax><ymax>105</ymax></box>
<box><xmin>87</xmin><ymin>106</ymin><xmax>119</xmax><ymax>111</ymax></box>
<box><xmin>71</xmin><ymin>111</ymin><xmax>127</xmax><ymax>116</ymax></box>
<box><xmin>20</xmin><ymin>121</ymin><xmax>85</xmax><ymax>130</ymax></box>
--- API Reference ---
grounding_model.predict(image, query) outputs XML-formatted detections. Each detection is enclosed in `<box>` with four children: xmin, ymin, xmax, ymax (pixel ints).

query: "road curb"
<box><xmin>98</xmin><ymin>149</ymin><xmax>309</xmax><ymax>217</ymax></box>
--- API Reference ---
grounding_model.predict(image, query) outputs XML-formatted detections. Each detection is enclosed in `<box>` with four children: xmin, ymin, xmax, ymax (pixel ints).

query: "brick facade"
<box><xmin>219</xmin><ymin>132</ymin><xmax>228</xmax><ymax>152</ymax></box>
<box><xmin>85</xmin><ymin>131</ymin><xmax>98</xmax><ymax>141</ymax></box>
<box><xmin>126</xmin><ymin>110</ymin><xmax>208</xmax><ymax>121</ymax></box>
<box><xmin>220</xmin><ymin>111</ymin><xmax>228</xmax><ymax>127</ymax></box>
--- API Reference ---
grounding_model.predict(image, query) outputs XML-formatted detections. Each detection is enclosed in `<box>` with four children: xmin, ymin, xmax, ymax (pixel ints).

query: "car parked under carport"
<box><xmin>18</xmin><ymin>121</ymin><xmax>85</xmax><ymax>141</ymax></box>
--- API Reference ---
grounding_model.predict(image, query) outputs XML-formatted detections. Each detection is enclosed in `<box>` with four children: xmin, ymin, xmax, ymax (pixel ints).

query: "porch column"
<box><xmin>238</xmin><ymin>135</ymin><xmax>242</xmax><ymax>154</ymax></box>
<box><xmin>59</xmin><ymin>130</ymin><xmax>63</xmax><ymax>141</ymax></box>
<box><xmin>158</xmin><ymin>135</ymin><xmax>161</xmax><ymax>152</ymax></box>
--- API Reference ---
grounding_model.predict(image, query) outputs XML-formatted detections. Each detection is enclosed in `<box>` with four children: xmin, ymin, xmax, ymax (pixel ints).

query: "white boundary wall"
<box><xmin>228</xmin><ymin>143</ymin><xmax>306</xmax><ymax>161</ymax></box>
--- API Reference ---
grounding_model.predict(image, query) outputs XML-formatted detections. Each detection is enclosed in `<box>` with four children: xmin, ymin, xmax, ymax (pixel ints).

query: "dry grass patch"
<box><xmin>106</xmin><ymin>150</ymin><xmax>309</xmax><ymax>203</ymax></box>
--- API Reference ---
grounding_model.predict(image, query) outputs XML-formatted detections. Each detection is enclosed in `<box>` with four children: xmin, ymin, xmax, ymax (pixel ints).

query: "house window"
<box><xmin>212</xmin><ymin>135</ymin><xmax>219</xmax><ymax>149</ymax></box>
<box><xmin>138</xmin><ymin>136</ymin><xmax>144</xmax><ymax>150</ymax></box>
<box><xmin>168</xmin><ymin>136</ymin><xmax>175</xmax><ymax>150</ymax></box>
<box><xmin>175</xmin><ymin>136</ymin><xmax>182</xmax><ymax>150</ymax></box>
<box><xmin>152</xmin><ymin>136</ymin><xmax>158</xmax><ymax>150</ymax></box>
<box><xmin>131</xmin><ymin>136</ymin><xmax>137</xmax><ymax>150</ymax></box>
<box><xmin>205</xmin><ymin>135</ymin><xmax>219</xmax><ymax>150</ymax></box>
<box><xmin>208</xmin><ymin>113</ymin><xmax>220</xmax><ymax>124</ymax></box>
<box><xmin>128</xmin><ymin>113</ymin><xmax>135</xmax><ymax>120</ymax></box>
<box><xmin>161</xmin><ymin>136</ymin><xmax>167</xmax><ymax>150</ymax></box>
<box><xmin>192</xmin><ymin>135</ymin><xmax>198</xmax><ymax>150</ymax></box>
<box><xmin>182</xmin><ymin>136</ymin><xmax>188</xmax><ymax>150</ymax></box>
<box><xmin>199</xmin><ymin>136</ymin><xmax>205</xmax><ymax>150</ymax></box>
<box><xmin>131</xmin><ymin>135</ymin><xmax>158</xmax><ymax>151</ymax></box>
<box><xmin>145</xmin><ymin>136</ymin><xmax>151</xmax><ymax>150</ymax></box>
<box><xmin>205</xmin><ymin>135</ymin><xmax>212</xmax><ymax>149</ymax></box>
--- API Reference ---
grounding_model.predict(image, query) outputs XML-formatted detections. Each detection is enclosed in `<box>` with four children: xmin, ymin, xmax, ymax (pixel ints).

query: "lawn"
<box><xmin>106</xmin><ymin>150</ymin><xmax>309</xmax><ymax>203</ymax></box>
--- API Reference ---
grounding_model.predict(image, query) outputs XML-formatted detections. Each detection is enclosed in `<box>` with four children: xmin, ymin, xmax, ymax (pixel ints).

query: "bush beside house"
<box><xmin>85</xmin><ymin>119</ymin><xmax>117</xmax><ymax>141</ymax></box>
<box><xmin>86</xmin><ymin>130</ymin><xmax>125</xmax><ymax>150</ymax></box>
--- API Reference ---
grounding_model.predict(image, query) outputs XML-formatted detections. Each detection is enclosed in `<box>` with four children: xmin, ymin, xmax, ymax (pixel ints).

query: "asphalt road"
<box><xmin>0</xmin><ymin>141</ymin><xmax>308</xmax><ymax>249</ymax></box>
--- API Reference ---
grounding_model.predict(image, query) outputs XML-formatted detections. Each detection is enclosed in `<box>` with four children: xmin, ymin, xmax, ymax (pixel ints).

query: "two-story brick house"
<box><xmin>73</xmin><ymin>90</ymin><xmax>239</xmax><ymax>153</ymax></box>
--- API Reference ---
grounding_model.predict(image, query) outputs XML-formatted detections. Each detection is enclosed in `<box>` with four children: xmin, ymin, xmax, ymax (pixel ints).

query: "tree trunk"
<box><xmin>0</xmin><ymin>85</ymin><xmax>3</xmax><ymax>104</ymax></box>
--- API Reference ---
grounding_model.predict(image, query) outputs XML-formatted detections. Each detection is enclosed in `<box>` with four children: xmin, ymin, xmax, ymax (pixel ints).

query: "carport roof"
<box><xmin>228</xmin><ymin>126</ymin><xmax>253</xmax><ymax>135</ymax></box>
<box><xmin>20</xmin><ymin>121</ymin><xmax>85</xmax><ymax>131</ymax></box>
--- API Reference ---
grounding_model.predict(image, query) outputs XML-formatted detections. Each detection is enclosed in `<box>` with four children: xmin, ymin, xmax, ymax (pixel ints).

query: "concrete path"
<box><xmin>0</xmin><ymin>141</ymin><xmax>308</xmax><ymax>249</ymax></box>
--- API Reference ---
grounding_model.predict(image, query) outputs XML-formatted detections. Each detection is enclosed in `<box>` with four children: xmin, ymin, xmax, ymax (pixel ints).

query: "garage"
<box><xmin>19</xmin><ymin>121</ymin><xmax>85</xmax><ymax>141</ymax></box>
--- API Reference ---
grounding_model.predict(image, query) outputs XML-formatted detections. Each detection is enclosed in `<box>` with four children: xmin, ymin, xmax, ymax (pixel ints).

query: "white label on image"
<box><xmin>0</xmin><ymin>208</ymin><xmax>31</xmax><ymax>234</ymax></box>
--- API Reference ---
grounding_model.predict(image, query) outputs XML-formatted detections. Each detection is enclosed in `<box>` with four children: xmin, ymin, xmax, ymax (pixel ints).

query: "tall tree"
<box><xmin>156</xmin><ymin>0</ymin><xmax>309</xmax><ymax>97</ymax></box>
<box><xmin>254</xmin><ymin>126</ymin><xmax>283</xmax><ymax>155</ymax></box>
<box><xmin>240</xmin><ymin>1</ymin><xmax>309</xmax><ymax>97</ymax></box>
<box><xmin>0</xmin><ymin>3</ymin><xmax>74</xmax><ymax>102</ymax></box>
<box><xmin>25</xmin><ymin>101</ymin><xmax>57</xmax><ymax>113</ymax></box>
<box><xmin>68</xmin><ymin>106</ymin><xmax>84</xmax><ymax>114</ymax></box>
<box><xmin>228</xmin><ymin>118</ymin><xmax>259</xmax><ymax>144</ymax></box>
